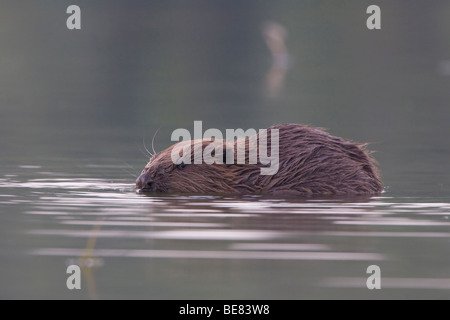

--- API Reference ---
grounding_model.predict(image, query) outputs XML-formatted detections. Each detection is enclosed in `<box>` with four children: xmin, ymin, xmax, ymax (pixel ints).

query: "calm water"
<box><xmin>1</xmin><ymin>160</ymin><xmax>449</xmax><ymax>299</ymax></box>
<box><xmin>1</xmin><ymin>1</ymin><xmax>450</xmax><ymax>299</ymax></box>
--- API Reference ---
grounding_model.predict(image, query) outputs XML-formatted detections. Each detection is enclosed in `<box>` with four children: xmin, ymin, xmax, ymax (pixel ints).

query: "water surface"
<box><xmin>1</xmin><ymin>161</ymin><xmax>449</xmax><ymax>299</ymax></box>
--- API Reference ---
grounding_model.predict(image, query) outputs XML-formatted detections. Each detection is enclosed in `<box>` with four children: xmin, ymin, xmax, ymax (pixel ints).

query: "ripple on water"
<box><xmin>2</xmin><ymin>169</ymin><xmax>450</xmax><ymax>297</ymax></box>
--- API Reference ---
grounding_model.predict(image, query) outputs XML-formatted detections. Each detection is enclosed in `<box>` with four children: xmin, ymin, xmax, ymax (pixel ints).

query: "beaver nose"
<box><xmin>136</xmin><ymin>172</ymin><xmax>154</xmax><ymax>191</ymax></box>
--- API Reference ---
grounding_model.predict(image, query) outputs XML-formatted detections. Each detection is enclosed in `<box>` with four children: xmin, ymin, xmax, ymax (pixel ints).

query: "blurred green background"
<box><xmin>1</xmin><ymin>0</ymin><xmax>450</xmax><ymax>195</ymax></box>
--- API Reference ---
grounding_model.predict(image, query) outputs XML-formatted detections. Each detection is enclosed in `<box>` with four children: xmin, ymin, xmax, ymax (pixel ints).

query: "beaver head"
<box><xmin>136</xmin><ymin>139</ymin><xmax>244</xmax><ymax>194</ymax></box>
<box><xmin>136</xmin><ymin>124</ymin><xmax>382</xmax><ymax>196</ymax></box>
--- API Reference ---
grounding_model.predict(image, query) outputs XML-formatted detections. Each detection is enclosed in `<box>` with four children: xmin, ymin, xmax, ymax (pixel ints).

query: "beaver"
<box><xmin>136</xmin><ymin>124</ymin><xmax>382</xmax><ymax>196</ymax></box>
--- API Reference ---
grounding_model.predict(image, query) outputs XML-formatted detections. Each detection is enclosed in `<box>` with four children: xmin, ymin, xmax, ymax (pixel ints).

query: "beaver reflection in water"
<box><xmin>136</xmin><ymin>124</ymin><xmax>382</xmax><ymax>196</ymax></box>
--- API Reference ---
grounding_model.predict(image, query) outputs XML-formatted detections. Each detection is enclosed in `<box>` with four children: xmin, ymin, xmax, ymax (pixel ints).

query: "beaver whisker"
<box><xmin>121</xmin><ymin>167</ymin><xmax>138</xmax><ymax>179</ymax></box>
<box><xmin>136</xmin><ymin>142</ymin><xmax>151</xmax><ymax>160</ymax></box>
<box><xmin>122</xmin><ymin>161</ymin><xmax>139</xmax><ymax>178</ymax></box>
<box><xmin>151</xmin><ymin>127</ymin><xmax>161</xmax><ymax>155</ymax></box>
<box><xmin>142</xmin><ymin>136</ymin><xmax>153</xmax><ymax>157</ymax></box>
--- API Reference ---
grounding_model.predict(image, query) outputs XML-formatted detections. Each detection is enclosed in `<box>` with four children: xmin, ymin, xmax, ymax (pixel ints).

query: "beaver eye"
<box><xmin>177</xmin><ymin>162</ymin><xmax>186</xmax><ymax>170</ymax></box>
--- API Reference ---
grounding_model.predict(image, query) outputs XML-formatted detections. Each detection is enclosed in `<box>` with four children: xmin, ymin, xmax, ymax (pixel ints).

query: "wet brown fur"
<box><xmin>136</xmin><ymin>124</ymin><xmax>382</xmax><ymax>196</ymax></box>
